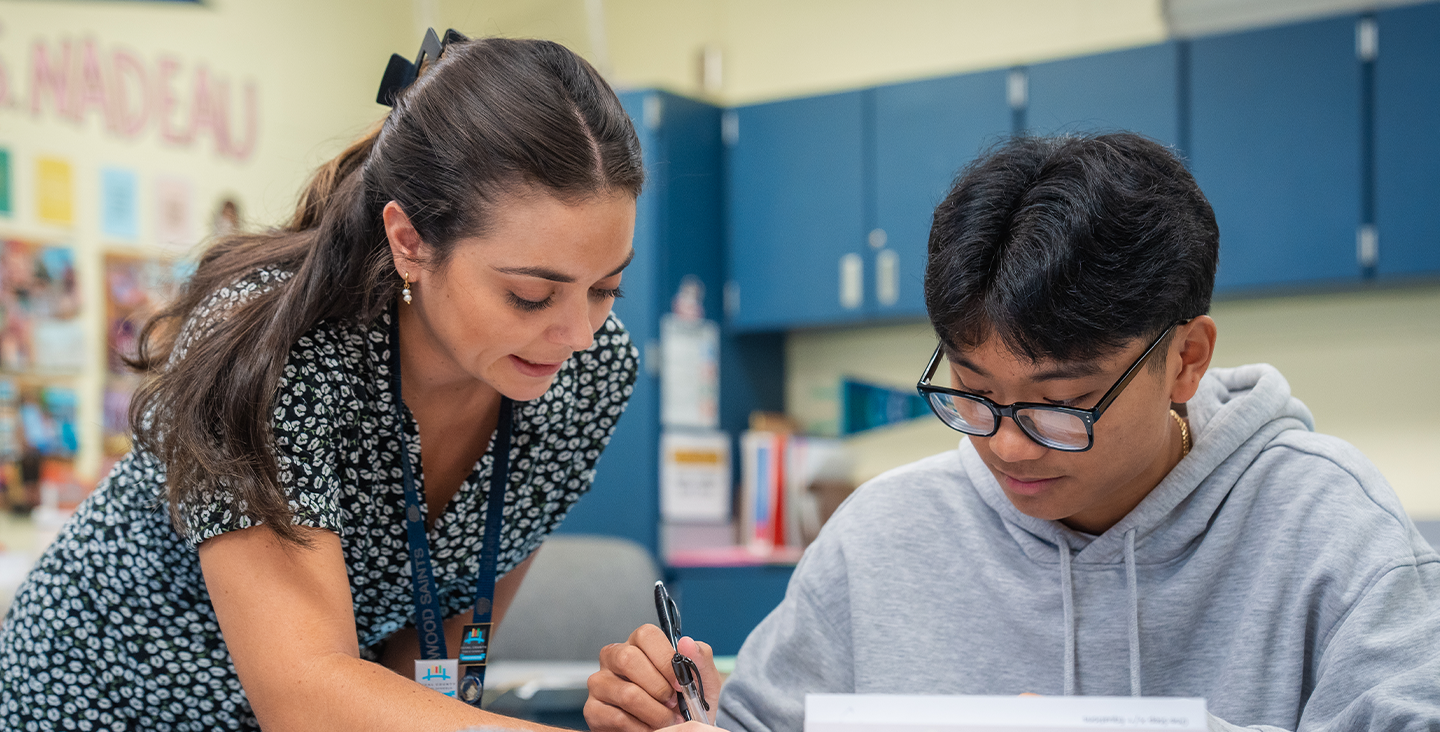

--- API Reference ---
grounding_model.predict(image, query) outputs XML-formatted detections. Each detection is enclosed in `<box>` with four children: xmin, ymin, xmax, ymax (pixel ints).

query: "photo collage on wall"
<box><xmin>0</xmin><ymin>239</ymin><xmax>84</xmax><ymax>514</ymax></box>
<box><xmin>102</xmin><ymin>255</ymin><xmax>190</xmax><ymax>477</ymax></box>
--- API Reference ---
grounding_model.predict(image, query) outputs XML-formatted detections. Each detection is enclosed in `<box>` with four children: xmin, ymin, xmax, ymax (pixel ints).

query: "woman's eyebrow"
<box><xmin>492</xmin><ymin>248</ymin><xmax>636</xmax><ymax>283</ymax></box>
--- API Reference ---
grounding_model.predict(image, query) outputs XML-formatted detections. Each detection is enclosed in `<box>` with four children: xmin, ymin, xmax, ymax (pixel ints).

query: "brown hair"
<box><xmin>129</xmin><ymin>36</ymin><xmax>645</xmax><ymax>545</ymax></box>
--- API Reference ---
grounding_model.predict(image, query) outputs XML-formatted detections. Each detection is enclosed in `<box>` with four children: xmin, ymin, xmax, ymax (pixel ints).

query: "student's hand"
<box><xmin>586</xmin><ymin>624</ymin><xmax>722</xmax><ymax>732</ymax></box>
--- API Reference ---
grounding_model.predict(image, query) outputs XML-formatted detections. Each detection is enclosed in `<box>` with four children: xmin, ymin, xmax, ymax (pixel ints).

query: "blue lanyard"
<box><xmin>389</xmin><ymin>304</ymin><xmax>511</xmax><ymax>705</ymax></box>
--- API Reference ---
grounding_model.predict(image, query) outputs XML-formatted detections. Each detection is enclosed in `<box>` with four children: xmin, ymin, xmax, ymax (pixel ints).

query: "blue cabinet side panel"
<box><xmin>1189</xmin><ymin>16</ymin><xmax>1362</xmax><ymax>292</ymax></box>
<box><xmin>558</xmin><ymin>92</ymin><xmax>661</xmax><ymax>554</ymax></box>
<box><xmin>1026</xmin><ymin>43</ymin><xmax>1181</xmax><ymax>147</ymax></box>
<box><xmin>726</xmin><ymin>92</ymin><xmax>867</xmax><ymax>330</ymax></box>
<box><xmin>666</xmin><ymin>565</ymin><xmax>795</xmax><ymax>657</ymax></box>
<box><xmin>657</xmin><ymin>94</ymin><xmax>727</xmax><ymax>316</ymax></box>
<box><xmin>1376</xmin><ymin>3</ymin><xmax>1440</xmax><ymax>277</ymax></box>
<box><xmin>874</xmin><ymin>70</ymin><xmax>1012</xmax><ymax>319</ymax></box>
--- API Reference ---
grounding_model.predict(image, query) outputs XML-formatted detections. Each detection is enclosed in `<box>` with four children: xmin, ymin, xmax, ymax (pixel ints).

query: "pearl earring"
<box><xmin>402</xmin><ymin>272</ymin><xmax>412</xmax><ymax>305</ymax></box>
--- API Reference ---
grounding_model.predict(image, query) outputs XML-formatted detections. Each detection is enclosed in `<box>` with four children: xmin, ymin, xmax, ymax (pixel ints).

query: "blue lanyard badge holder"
<box><xmin>391</xmin><ymin>307</ymin><xmax>511</xmax><ymax>707</ymax></box>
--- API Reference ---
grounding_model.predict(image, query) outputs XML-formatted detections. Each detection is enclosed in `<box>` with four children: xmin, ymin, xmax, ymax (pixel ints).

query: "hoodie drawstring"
<box><xmin>1124</xmin><ymin>528</ymin><xmax>1142</xmax><ymax>697</ymax></box>
<box><xmin>1059</xmin><ymin>537</ymin><xmax>1076</xmax><ymax>696</ymax></box>
<box><xmin>1058</xmin><ymin>530</ymin><xmax>1143</xmax><ymax>697</ymax></box>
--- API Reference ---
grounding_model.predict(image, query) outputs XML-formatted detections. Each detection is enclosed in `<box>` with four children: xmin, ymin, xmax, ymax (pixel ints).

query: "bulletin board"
<box><xmin>0</xmin><ymin>238</ymin><xmax>84</xmax><ymax>512</ymax></box>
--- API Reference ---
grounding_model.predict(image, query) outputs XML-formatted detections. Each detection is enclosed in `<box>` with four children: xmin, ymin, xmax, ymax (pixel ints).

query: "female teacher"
<box><xmin>0</xmin><ymin>33</ymin><xmax>642</xmax><ymax>731</ymax></box>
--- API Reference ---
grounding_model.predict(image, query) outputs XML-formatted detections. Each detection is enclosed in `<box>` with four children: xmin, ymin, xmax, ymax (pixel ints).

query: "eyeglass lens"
<box><xmin>923</xmin><ymin>392</ymin><xmax>1090</xmax><ymax>450</ymax></box>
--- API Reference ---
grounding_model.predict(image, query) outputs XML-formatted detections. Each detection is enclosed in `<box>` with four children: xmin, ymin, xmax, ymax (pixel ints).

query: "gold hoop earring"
<box><xmin>402</xmin><ymin>272</ymin><xmax>412</xmax><ymax>305</ymax></box>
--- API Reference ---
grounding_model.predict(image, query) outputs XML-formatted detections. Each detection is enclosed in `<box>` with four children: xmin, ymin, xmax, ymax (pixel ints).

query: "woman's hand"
<box><xmin>585</xmin><ymin>624</ymin><xmax>723</xmax><ymax>732</ymax></box>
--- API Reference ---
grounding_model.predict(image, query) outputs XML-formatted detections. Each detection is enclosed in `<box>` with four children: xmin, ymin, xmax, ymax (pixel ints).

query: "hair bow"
<box><xmin>377</xmin><ymin>28</ymin><xmax>467</xmax><ymax>106</ymax></box>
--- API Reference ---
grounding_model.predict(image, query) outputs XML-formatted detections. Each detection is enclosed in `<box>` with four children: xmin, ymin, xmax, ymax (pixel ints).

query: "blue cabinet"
<box><xmin>666</xmin><ymin>564</ymin><xmax>794</xmax><ymax>656</ymax></box>
<box><xmin>725</xmin><ymin>92</ymin><xmax>869</xmax><ymax>330</ymax></box>
<box><xmin>1025</xmin><ymin>42</ymin><xmax>1182</xmax><ymax>148</ymax></box>
<box><xmin>1376</xmin><ymin>3</ymin><xmax>1440</xmax><ymax>278</ymax></box>
<box><xmin>1189</xmin><ymin>16</ymin><xmax>1364</xmax><ymax>293</ymax></box>
<box><xmin>873</xmin><ymin>71</ymin><xmax>1012</xmax><ymax>319</ymax></box>
<box><xmin>564</xmin><ymin>89</ymin><xmax>787</xmax><ymax>565</ymax></box>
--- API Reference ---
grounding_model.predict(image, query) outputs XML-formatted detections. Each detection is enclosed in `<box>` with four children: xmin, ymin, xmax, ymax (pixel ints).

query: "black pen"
<box><xmin>654</xmin><ymin>580</ymin><xmax>712</xmax><ymax>725</ymax></box>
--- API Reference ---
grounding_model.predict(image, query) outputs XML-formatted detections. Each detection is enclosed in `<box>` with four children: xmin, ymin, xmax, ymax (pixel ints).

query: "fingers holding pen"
<box><xmin>676</xmin><ymin>636</ymin><xmax>722</xmax><ymax>713</ymax></box>
<box><xmin>586</xmin><ymin>628</ymin><xmax>687</xmax><ymax>732</ymax></box>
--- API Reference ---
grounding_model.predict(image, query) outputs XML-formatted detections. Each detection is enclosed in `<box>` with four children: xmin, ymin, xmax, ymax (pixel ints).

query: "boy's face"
<box><xmin>947</xmin><ymin>335</ymin><xmax>1184</xmax><ymax>535</ymax></box>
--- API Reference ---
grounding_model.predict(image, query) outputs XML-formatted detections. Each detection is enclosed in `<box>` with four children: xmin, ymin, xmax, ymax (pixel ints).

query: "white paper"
<box><xmin>661</xmin><ymin>315</ymin><xmax>719</xmax><ymax>429</ymax></box>
<box><xmin>805</xmin><ymin>694</ymin><xmax>1207</xmax><ymax>732</ymax></box>
<box><xmin>660</xmin><ymin>430</ymin><xmax>730</xmax><ymax>522</ymax></box>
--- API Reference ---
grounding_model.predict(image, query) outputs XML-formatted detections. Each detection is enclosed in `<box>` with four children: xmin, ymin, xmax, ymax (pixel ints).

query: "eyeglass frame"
<box><xmin>915</xmin><ymin>320</ymin><xmax>1189</xmax><ymax>452</ymax></box>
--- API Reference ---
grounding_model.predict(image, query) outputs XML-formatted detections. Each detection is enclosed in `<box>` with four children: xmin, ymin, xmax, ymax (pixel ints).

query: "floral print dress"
<box><xmin>0</xmin><ymin>275</ymin><xmax>638</xmax><ymax>730</ymax></box>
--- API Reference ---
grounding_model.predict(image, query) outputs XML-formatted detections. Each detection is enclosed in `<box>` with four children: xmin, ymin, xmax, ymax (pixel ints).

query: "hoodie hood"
<box><xmin>962</xmin><ymin>363</ymin><xmax>1316</xmax><ymax>565</ymax></box>
<box><xmin>957</xmin><ymin>364</ymin><xmax>1316</xmax><ymax>696</ymax></box>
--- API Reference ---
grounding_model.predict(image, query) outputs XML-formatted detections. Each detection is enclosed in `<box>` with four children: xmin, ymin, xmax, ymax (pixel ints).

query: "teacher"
<box><xmin>0</xmin><ymin>32</ymin><xmax>642</xmax><ymax>731</ymax></box>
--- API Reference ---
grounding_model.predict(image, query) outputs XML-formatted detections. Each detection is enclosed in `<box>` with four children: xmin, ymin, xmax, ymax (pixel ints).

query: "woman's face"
<box><xmin>392</xmin><ymin>190</ymin><xmax>636</xmax><ymax>402</ymax></box>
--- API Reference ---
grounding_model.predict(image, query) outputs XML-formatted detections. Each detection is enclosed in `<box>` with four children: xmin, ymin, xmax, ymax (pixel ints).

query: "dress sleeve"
<box><xmin>177</xmin><ymin>324</ymin><xmax>353</xmax><ymax>546</ymax></box>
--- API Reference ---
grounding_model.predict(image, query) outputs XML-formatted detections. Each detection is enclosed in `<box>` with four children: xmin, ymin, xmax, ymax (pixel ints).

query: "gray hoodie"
<box><xmin>717</xmin><ymin>365</ymin><xmax>1440</xmax><ymax>732</ymax></box>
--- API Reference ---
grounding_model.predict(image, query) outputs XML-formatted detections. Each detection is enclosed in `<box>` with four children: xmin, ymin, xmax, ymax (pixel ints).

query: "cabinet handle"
<box><xmin>1356</xmin><ymin>224</ymin><xmax>1379</xmax><ymax>269</ymax></box>
<box><xmin>724</xmin><ymin>280</ymin><xmax>740</xmax><ymax>318</ymax></box>
<box><xmin>876</xmin><ymin>249</ymin><xmax>899</xmax><ymax>307</ymax></box>
<box><xmin>839</xmin><ymin>254</ymin><xmax>864</xmax><ymax>310</ymax></box>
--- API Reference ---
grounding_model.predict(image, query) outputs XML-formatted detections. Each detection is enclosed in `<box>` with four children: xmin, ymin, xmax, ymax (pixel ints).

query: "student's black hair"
<box><xmin>924</xmin><ymin>132</ymin><xmax>1218</xmax><ymax>365</ymax></box>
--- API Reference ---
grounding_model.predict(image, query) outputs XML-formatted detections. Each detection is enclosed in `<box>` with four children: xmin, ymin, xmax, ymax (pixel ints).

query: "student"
<box><xmin>586</xmin><ymin>133</ymin><xmax>1440</xmax><ymax>732</ymax></box>
<box><xmin>0</xmin><ymin>34</ymin><xmax>642</xmax><ymax>730</ymax></box>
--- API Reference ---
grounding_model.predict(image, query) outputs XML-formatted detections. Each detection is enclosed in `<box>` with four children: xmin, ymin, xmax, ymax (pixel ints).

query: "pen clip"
<box><xmin>673</xmin><ymin>653</ymin><xmax>712</xmax><ymax>723</ymax></box>
<box><xmin>654</xmin><ymin>580</ymin><xmax>682</xmax><ymax>649</ymax></box>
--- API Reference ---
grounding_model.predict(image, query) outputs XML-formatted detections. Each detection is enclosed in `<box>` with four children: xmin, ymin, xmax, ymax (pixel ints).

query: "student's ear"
<box><xmin>383</xmin><ymin>201</ymin><xmax>427</xmax><ymax>283</ymax></box>
<box><xmin>1169</xmin><ymin>316</ymin><xmax>1217</xmax><ymax>404</ymax></box>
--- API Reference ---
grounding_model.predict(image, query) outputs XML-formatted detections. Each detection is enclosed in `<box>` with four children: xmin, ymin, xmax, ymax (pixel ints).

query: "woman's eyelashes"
<box><xmin>590</xmin><ymin>286</ymin><xmax>624</xmax><ymax>301</ymax></box>
<box><xmin>507</xmin><ymin>292</ymin><xmax>552</xmax><ymax>312</ymax></box>
<box><xmin>506</xmin><ymin>286</ymin><xmax>624</xmax><ymax>312</ymax></box>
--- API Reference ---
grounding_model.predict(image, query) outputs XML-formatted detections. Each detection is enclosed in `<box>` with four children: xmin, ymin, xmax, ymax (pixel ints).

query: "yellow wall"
<box><xmin>435</xmin><ymin>0</ymin><xmax>1168</xmax><ymax>105</ymax></box>
<box><xmin>0</xmin><ymin>0</ymin><xmax>410</xmax><ymax>481</ymax></box>
<box><xmin>787</xmin><ymin>285</ymin><xmax>1440</xmax><ymax>520</ymax></box>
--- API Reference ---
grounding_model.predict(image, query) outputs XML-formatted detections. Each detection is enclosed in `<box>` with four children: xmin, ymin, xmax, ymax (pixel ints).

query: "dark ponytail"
<box><xmin>129</xmin><ymin>36</ymin><xmax>644</xmax><ymax>545</ymax></box>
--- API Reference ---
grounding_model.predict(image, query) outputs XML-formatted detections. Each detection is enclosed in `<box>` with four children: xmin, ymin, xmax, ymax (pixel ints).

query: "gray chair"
<box><xmin>491</xmin><ymin>534</ymin><xmax>662</xmax><ymax>661</ymax></box>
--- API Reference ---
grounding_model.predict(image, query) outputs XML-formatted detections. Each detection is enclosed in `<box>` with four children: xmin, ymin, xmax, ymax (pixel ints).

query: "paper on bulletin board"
<box><xmin>660</xmin><ymin>314</ymin><xmax>719</xmax><ymax>429</ymax></box>
<box><xmin>101</xmin><ymin>167</ymin><xmax>140</xmax><ymax>241</ymax></box>
<box><xmin>0</xmin><ymin>149</ymin><xmax>12</xmax><ymax>217</ymax></box>
<box><xmin>804</xmin><ymin>694</ymin><xmax>1207</xmax><ymax>732</ymax></box>
<box><xmin>155</xmin><ymin>175</ymin><xmax>196</xmax><ymax>252</ymax></box>
<box><xmin>37</xmin><ymin>157</ymin><xmax>74</xmax><ymax>226</ymax></box>
<box><xmin>660</xmin><ymin>430</ymin><xmax>730</xmax><ymax>522</ymax></box>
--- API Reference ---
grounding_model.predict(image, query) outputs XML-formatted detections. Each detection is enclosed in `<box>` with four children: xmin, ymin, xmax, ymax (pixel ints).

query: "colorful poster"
<box><xmin>0</xmin><ymin>149</ymin><xmax>12</xmax><ymax>217</ymax></box>
<box><xmin>37</xmin><ymin>157</ymin><xmax>75</xmax><ymax>226</ymax></box>
<box><xmin>0</xmin><ymin>240</ymin><xmax>82</xmax><ymax>373</ymax></box>
<box><xmin>101</xmin><ymin>167</ymin><xmax>140</xmax><ymax>241</ymax></box>
<box><xmin>154</xmin><ymin>175</ymin><xmax>195</xmax><ymax>251</ymax></box>
<box><xmin>103</xmin><ymin>254</ymin><xmax>187</xmax><ymax>456</ymax></box>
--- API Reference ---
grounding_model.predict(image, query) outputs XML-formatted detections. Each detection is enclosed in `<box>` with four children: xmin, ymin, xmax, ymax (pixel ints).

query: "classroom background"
<box><xmin>1</xmin><ymin>0</ymin><xmax>1437</xmax><ymax>714</ymax></box>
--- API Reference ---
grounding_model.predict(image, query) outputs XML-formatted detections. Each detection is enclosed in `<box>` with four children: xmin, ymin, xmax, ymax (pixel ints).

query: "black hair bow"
<box><xmin>377</xmin><ymin>28</ymin><xmax>468</xmax><ymax>106</ymax></box>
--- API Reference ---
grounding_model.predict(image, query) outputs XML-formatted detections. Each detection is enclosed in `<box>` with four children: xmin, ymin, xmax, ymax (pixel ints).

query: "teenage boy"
<box><xmin>585</xmin><ymin>134</ymin><xmax>1440</xmax><ymax>732</ymax></box>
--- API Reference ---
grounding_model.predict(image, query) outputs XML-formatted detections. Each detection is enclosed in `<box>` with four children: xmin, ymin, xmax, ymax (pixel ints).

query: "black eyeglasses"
<box><xmin>916</xmin><ymin>322</ymin><xmax>1185</xmax><ymax>452</ymax></box>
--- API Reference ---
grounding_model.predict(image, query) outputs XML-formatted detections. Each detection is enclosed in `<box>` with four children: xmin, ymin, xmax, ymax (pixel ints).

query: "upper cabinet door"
<box><xmin>1376</xmin><ymin>3</ymin><xmax>1440</xmax><ymax>278</ymax></box>
<box><xmin>1025</xmin><ymin>42</ymin><xmax>1181</xmax><ymax>148</ymax></box>
<box><xmin>873</xmin><ymin>70</ymin><xmax>1012</xmax><ymax>320</ymax></box>
<box><xmin>1189</xmin><ymin>16</ymin><xmax>1363</xmax><ymax>293</ymax></box>
<box><xmin>726</xmin><ymin>92</ymin><xmax>867</xmax><ymax>331</ymax></box>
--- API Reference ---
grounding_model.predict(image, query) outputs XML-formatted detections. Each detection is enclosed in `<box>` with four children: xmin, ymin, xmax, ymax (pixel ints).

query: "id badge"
<box><xmin>415</xmin><ymin>659</ymin><xmax>459</xmax><ymax>697</ymax></box>
<box><xmin>457</xmin><ymin>623</ymin><xmax>493</xmax><ymax>706</ymax></box>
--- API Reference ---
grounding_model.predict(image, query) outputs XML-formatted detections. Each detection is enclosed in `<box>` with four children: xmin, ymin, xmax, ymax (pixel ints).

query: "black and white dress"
<box><xmin>0</xmin><ymin>272</ymin><xmax>638</xmax><ymax>730</ymax></box>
